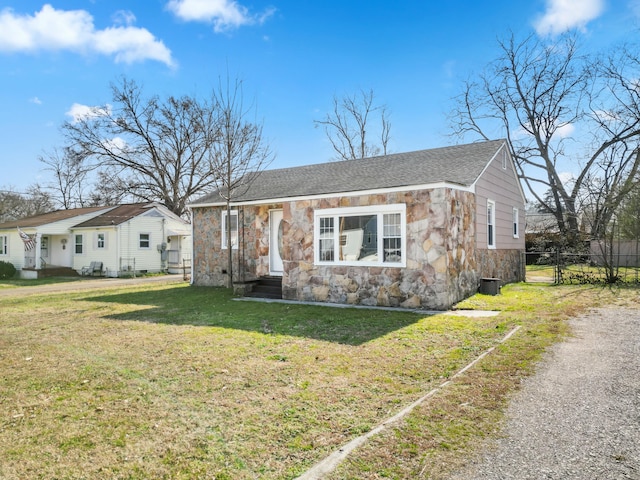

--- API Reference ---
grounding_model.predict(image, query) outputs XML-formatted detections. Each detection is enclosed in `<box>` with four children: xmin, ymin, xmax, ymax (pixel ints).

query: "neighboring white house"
<box><xmin>0</xmin><ymin>203</ymin><xmax>191</xmax><ymax>278</ymax></box>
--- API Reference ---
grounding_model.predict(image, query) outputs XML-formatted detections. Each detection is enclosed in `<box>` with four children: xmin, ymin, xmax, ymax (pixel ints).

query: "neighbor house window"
<box><xmin>97</xmin><ymin>233</ymin><xmax>106</xmax><ymax>249</ymax></box>
<box><xmin>75</xmin><ymin>234</ymin><xmax>84</xmax><ymax>254</ymax></box>
<box><xmin>0</xmin><ymin>235</ymin><xmax>7</xmax><ymax>255</ymax></box>
<box><xmin>513</xmin><ymin>208</ymin><xmax>519</xmax><ymax>238</ymax></box>
<box><xmin>139</xmin><ymin>233</ymin><xmax>150</xmax><ymax>249</ymax></box>
<box><xmin>487</xmin><ymin>200</ymin><xmax>496</xmax><ymax>248</ymax></box>
<box><xmin>314</xmin><ymin>204</ymin><xmax>406</xmax><ymax>266</ymax></box>
<box><xmin>221</xmin><ymin>210</ymin><xmax>238</xmax><ymax>250</ymax></box>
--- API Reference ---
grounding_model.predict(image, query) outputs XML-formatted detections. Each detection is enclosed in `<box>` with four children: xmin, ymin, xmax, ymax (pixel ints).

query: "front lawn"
<box><xmin>1</xmin><ymin>282</ymin><xmax>636</xmax><ymax>479</ymax></box>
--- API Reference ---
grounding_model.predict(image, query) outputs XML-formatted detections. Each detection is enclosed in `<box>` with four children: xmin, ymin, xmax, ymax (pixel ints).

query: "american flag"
<box><xmin>17</xmin><ymin>227</ymin><xmax>36</xmax><ymax>251</ymax></box>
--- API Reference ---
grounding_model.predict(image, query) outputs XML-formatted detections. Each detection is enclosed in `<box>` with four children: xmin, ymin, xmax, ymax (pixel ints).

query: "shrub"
<box><xmin>0</xmin><ymin>260</ymin><xmax>17</xmax><ymax>279</ymax></box>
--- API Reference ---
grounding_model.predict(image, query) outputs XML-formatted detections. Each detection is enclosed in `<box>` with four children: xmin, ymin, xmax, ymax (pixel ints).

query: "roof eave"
<box><xmin>188</xmin><ymin>181</ymin><xmax>476</xmax><ymax>208</ymax></box>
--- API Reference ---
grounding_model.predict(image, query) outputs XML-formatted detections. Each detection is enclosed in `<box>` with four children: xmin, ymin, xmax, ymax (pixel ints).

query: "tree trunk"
<box><xmin>226</xmin><ymin>201</ymin><xmax>233</xmax><ymax>289</ymax></box>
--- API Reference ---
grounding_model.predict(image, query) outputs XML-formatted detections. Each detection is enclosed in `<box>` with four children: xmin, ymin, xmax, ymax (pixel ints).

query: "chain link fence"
<box><xmin>526</xmin><ymin>249</ymin><xmax>640</xmax><ymax>285</ymax></box>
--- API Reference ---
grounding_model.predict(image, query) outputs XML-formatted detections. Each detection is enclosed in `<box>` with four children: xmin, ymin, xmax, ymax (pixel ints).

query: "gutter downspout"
<box><xmin>188</xmin><ymin>207</ymin><xmax>194</xmax><ymax>285</ymax></box>
<box><xmin>115</xmin><ymin>223</ymin><xmax>120</xmax><ymax>278</ymax></box>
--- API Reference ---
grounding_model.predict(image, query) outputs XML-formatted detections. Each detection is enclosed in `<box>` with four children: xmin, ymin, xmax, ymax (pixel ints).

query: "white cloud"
<box><xmin>513</xmin><ymin>121</ymin><xmax>575</xmax><ymax>141</ymax></box>
<box><xmin>66</xmin><ymin>103</ymin><xmax>111</xmax><ymax>124</ymax></box>
<box><xmin>101</xmin><ymin>136</ymin><xmax>128</xmax><ymax>154</ymax></box>
<box><xmin>29</xmin><ymin>96</ymin><xmax>42</xmax><ymax>105</ymax></box>
<box><xmin>166</xmin><ymin>0</ymin><xmax>275</xmax><ymax>32</ymax></box>
<box><xmin>0</xmin><ymin>4</ymin><xmax>174</xmax><ymax>67</ymax></box>
<box><xmin>558</xmin><ymin>171</ymin><xmax>575</xmax><ymax>187</ymax></box>
<box><xmin>534</xmin><ymin>0</ymin><xmax>605</xmax><ymax>36</ymax></box>
<box><xmin>112</xmin><ymin>10</ymin><xmax>136</xmax><ymax>27</ymax></box>
<box><xmin>555</xmin><ymin>122</ymin><xmax>575</xmax><ymax>138</ymax></box>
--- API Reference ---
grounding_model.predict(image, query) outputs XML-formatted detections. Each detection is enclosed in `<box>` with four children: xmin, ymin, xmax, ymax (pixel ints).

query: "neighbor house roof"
<box><xmin>0</xmin><ymin>202</ymin><xmax>187</xmax><ymax>231</ymax></box>
<box><xmin>0</xmin><ymin>206</ymin><xmax>110</xmax><ymax>229</ymax></box>
<box><xmin>191</xmin><ymin>139</ymin><xmax>506</xmax><ymax>206</ymax></box>
<box><xmin>73</xmin><ymin>203</ymin><xmax>161</xmax><ymax>228</ymax></box>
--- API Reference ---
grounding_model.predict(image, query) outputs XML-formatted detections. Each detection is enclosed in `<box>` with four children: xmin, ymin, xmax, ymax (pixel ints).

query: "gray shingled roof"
<box><xmin>191</xmin><ymin>139</ymin><xmax>505</xmax><ymax>205</ymax></box>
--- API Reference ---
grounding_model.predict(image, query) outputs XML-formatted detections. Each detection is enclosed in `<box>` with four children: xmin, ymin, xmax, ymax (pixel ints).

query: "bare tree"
<box><xmin>207</xmin><ymin>76</ymin><xmax>274</xmax><ymax>288</ymax></box>
<box><xmin>0</xmin><ymin>185</ymin><xmax>53</xmax><ymax>222</ymax></box>
<box><xmin>617</xmin><ymin>174</ymin><xmax>640</xmax><ymax>240</ymax></box>
<box><xmin>578</xmin><ymin>146</ymin><xmax>640</xmax><ymax>240</ymax></box>
<box><xmin>315</xmin><ymin>89</ymin><xmax>391</xmax><ymax>161</ymax></box>
<box><xmin>62</xmin><ymin>77</ymin><xmax>221</xmax><ymax>216</ymax></box>
<box><xmin>450</xmin><ymin>33</ymin><xmax>640</xmax><ymax>247</ymax></box>
<box><xmin>39</xmin><ymin>147</ymin><xmax>96</xmax><ymax>209</ymax></box>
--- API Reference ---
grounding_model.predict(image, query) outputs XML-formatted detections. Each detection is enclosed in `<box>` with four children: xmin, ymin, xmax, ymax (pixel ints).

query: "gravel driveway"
<box><xmin>449</xmin><ymin>307</ymin><xmax>640</xmax><ymax>479</ymax></box>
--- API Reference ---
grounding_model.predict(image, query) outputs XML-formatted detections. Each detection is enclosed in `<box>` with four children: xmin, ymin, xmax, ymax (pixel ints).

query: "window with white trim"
<box><xmin>139</xmin><ymin>233</ymin><xmax>151</xmax><ymax>249</ymax></box>
<box><xmin>75</xmin><ymin>234</ymin><xmax>84</xmax><ymax>254</ymax></box>
<box><xmin>502</xmin><ymin>149</ymin><xmax>508</xmax><ymax>169</ymax></box>
<box><xmin>513</xmin><ymin>207</ymin><xmax>519</xmax><ymax>238</ymax></box>
<box><xmin>318</xmin><ymin>216</ymin><xmax>334</xmax><ymax>261</ymax></box>
<box><xmin>0</xmin><ymin>235</ymin><xmax>7</xmax><ymax>255</ymax></box>
<box><xmin>487</xmin><ymin>200</ymin><xmax>496</xmax><ymax>248</ymax></box>
<box><xmin>314</xmin><ymin>204</ymin><xmax>406</xmax><ymax>266</ymax></box>
<box><xmin>221</xmin><ymin>210</ymin><xmax>238</xmax><ymax>250</ymax></box>
<box><xmin>97</xmin><ymin>232</ymin><xmax>106</xmax><ymax>249</ymax></box>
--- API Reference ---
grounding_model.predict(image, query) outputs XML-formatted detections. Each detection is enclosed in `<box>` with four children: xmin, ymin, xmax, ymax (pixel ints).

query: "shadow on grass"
<box><xmin>83</xmin><ymin>285</ymin><xmax>426</xmax><ymax>346</ymax></box>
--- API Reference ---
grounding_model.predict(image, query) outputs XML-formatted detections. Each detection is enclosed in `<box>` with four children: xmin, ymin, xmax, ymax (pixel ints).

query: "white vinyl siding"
<box><xmin>314</xmin><ymin>204</ymin><xmax>406</xmax><ymax>267</ymax></box>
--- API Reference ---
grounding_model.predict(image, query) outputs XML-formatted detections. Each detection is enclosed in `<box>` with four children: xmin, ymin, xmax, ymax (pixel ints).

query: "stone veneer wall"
<box><xmin>282</xmin><ymin>188</ymin><xmax>478</xmax><ymax>310</ymax></box>
<box><xmin>475</xmin><ymin>249</ymin><xmax>525</xmax><ymax>285</ymax></box>
<box><xmin>191</xmin><ymin>190</ymin><xmax>524</xmax><ymax>309</ymax></box>
<box><xmin>191</xmin><ymin>204</ymin><xmax>281</xmax><ymax>286</ymax></box>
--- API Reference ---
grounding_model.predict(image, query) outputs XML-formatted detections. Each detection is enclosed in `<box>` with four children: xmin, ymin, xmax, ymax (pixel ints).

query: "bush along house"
<box><xmin>188</xmin><ymin>139</ymin><xmax>526</xmax><ymax>310</ymax></box>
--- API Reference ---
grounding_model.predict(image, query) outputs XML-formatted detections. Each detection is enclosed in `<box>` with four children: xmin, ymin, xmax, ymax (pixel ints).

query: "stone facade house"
<box><xmin>189</xmin><ymin>139</ymin><xmax>526</xmax><ymax>310</ymax></box>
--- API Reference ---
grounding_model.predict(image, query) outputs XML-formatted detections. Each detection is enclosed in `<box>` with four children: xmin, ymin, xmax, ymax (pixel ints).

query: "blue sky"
<box><xmin>1</xmin><ymin>0</ymin><xmax>639</xmax><ymax>194</ymax></box>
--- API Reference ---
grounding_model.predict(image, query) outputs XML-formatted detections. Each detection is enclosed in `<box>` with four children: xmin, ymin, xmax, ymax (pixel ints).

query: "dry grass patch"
<box><xmin>1</xmin><ymin>282</ymin><xmax>636</xmax><ymax>479</ymax></box>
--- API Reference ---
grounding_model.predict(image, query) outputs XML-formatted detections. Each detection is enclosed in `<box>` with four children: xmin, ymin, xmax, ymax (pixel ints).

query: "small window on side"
<box><xmin>139</xmin><ymin>233</ymin><xmax>150</xmax><ymax>249</ymax></box>
<box><xmin>487</xmin><ymin>200</ymin><xmax>496</xmax><ymax>248</ymax></box>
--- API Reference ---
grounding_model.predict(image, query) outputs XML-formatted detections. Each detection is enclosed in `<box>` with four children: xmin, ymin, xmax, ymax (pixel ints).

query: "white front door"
<box><xmin>40</xmin><ymin>236</ymin><xmax>50</xmax><ymax>263</ymax></box>
<box><xmin>269</xmin><ymin>210</ymin><xmax>284</xmax><ymax>276</ymax></box>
